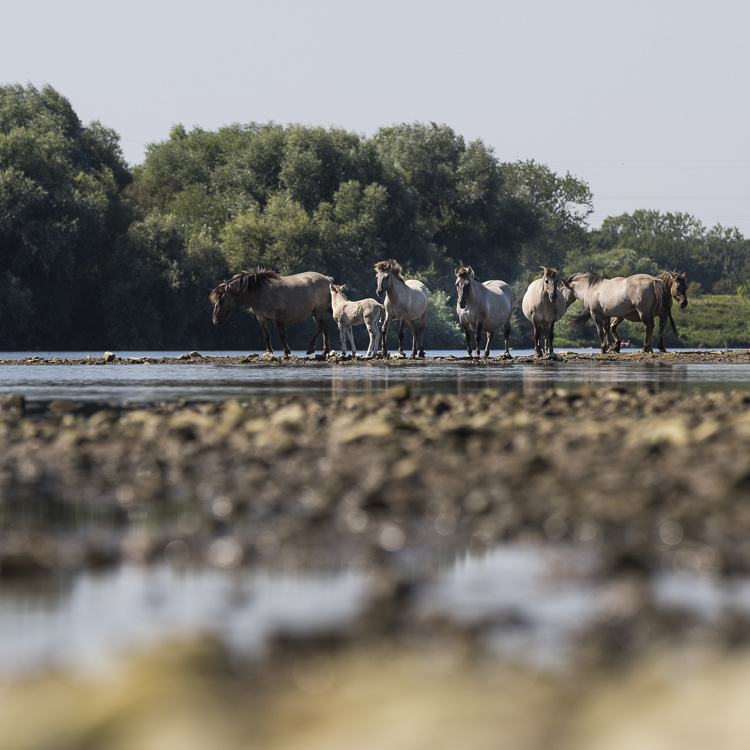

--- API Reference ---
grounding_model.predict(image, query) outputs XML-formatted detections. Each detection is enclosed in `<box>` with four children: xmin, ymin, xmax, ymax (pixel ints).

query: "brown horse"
<box><xmin>209</xmin><ymin>268</ymin><xmax>332</xmax><ymax>356</ymax></box>
<box><xmin>608</xmin><ymin>271</ymin><xmax>688</xmax><ymax>352</ymax></box>
<box><xmin>566</xmin><ymin>270</ymin><xmax>686</xmax><ymax>353</ymax></box>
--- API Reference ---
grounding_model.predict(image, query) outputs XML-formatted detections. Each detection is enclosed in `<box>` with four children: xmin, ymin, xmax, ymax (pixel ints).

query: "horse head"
<box><xmin>375</xmin><ymin>259</ymin><xmax>402</xmax><ymax>298</ymax></box>
<box><xmin>541</xmin><ymin>267</ymin><xmax>559</xmax><ymax>303</ymax></box>
<box><xmin>209</xmin><ymin>284</ymin><xmax>235</xmax><ymax>327</ymax></box>
<box><xmin>670</xmin><ymin>271</ymin><xmax>689</xmax><ymax>309</ymax></box>
<box><xmin>330</xmin><ymin>283</ymin><xmax>348</xmax><ymax>300</ymax></box>
<box><xmin>455</xmin><ymin>267</ymin><xmax>474</xmax><ymax>309</ymax></box>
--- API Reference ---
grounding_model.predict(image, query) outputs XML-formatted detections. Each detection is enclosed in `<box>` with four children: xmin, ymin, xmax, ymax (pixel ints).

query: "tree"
<box><xmin>500</xmin><ymin>160</ymin><xmax>594</xmax><ymax>274</ymax></box>
<box><xmin>0</xmin><ymin>84</ymin><xmax>131</xmax><ymax>347</ymax></box>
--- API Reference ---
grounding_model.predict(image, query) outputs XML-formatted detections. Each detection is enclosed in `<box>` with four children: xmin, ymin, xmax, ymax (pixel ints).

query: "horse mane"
<box><xmin>456</xmin><ymin>267</ymin><xmax>481</xmax><ymax>282</ymax></box>
<box><xmin>374</xmin><ymin>259</ymin><xmax>405</xmax><ymax>281</ymax></box>
<box><xmin>209</xmin><ymin>268</ymin><xmax>281</xmax><ymax>302</ymax></box>
<box><xmin>564</xmin><ymin>270</ymin><xmax>606</xmax><ymax>287</ymax></box>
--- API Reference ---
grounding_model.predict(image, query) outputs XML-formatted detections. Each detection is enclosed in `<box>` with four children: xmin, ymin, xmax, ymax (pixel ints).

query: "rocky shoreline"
<box><xmin>3</xmin><ymin>347</ymin><xmax>750</xmax><ymax>367</ymax></box>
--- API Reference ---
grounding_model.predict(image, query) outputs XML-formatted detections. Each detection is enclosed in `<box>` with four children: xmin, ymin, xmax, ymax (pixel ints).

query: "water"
<box><xmin>2</xmin><ymin>546</ymin><xmax>747</xmax><ymax>676</ymax></box>
<box><xmin>1</xmin><ymin>350</ymin><xmax>750</xmax><ymax>403</ymax></box>
<box><xmin>2</xmin><ymin>347</ymin><xmax>749</xmax><ymax>677</ymax></box>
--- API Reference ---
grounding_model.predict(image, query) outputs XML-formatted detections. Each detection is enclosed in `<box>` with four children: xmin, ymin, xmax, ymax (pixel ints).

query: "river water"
<box><xmin>2</xmin><ymin>348</ymin><xmax>750</xmax><ymax>677</ymax></box>
<box><xmin>2</xmin><ymin>349</ymin><xmax>750</xmax><ymax>402</ymax></box>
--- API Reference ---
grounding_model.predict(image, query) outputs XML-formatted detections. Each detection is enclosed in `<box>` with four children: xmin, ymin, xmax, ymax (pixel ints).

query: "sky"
<box><xmin>3</xmin><ymin>0</ymin><xmax>750</xmax><ymax>235</ymax></box>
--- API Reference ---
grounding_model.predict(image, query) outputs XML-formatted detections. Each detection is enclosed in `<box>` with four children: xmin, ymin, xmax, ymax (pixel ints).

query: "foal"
<box><xmin>329</xmin><ymin>283</ymin><xmax>385</xmax><ymax>357</ymax></box>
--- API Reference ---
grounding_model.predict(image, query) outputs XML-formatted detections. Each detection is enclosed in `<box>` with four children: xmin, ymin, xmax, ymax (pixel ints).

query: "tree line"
<box><xmin>1</xmin><ymin>83</ymin><xmax>748</xmax><ymax>352</ymax></box>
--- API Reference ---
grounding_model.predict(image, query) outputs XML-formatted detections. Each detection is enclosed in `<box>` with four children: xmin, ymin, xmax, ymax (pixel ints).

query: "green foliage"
<box><xmin>591</xmin><ymin>210</ymin><xmax>750</xmax><ymax>294</ymax></box>
<box><xmin>673</xmin><ymin>295</ymin><xmax>750</xmax><ymax>349</ymax></box>
<box><xmin>0</xmin><ymin>83</ymin><xmax>131</xmax><ymax>348</ymax></box>
<box><xmin>3</xmin><ymin>83</ymin><xmax>750</xmax><ymax>352</ymax></box>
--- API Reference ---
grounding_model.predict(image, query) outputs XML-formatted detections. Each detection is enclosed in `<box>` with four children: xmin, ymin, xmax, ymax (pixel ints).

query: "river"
<box><xmin>2</xmin><ymin>349</ymin><xmax>750</xmax><ymax>402</ymax></box>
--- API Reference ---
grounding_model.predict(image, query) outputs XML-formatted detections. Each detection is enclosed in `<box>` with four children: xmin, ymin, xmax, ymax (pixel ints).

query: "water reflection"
<box><xmin>3</xmin><ymin>544</ymin><xmax>750</xmax><ymax>676</ymax></box>
<box><xmin>1</xmin><ymin>351</ymin><xmax>750</xmax><ymax>402</ymax></box>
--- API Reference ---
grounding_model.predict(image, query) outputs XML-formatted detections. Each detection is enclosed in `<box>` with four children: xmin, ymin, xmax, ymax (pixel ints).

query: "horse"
<box><xmin>454</xmin><ymin>266</ymin><xmax>515</xmax><ymax>358</ymax></box>
<box><xmin>329</xmin><ymin>283</ymin><xmax>385</xmax><ymax>357</ymax></box>
<box><xmin>374</xmin><ymin>259</ymin><xmax>429</xmax><ymax>358</ymax></box>
<box><xmin>209</xmin><ymin>268</ymin><xmax>332</xmax><ymax>357</ymax></box>
<box><xmin>607</xmin><ymin>271</ymin><xmax>688</xmax><ymax>352</ymax></box>
<box><xmin>564</xmin><ymin>271</ymin><xmax>674</xmax><ymax>353</ymax></box>
<box><xmin>521</xmin><ymin>267</ymin><xmax>570</xmax><ymax>357</ymax></box>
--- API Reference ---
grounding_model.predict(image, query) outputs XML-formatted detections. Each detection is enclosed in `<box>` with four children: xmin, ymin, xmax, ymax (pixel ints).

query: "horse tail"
<box><xmin>653</xmin><ymin>278</ymin><xmax>668</xmax><ymax>312</ymax></box>
<box><xmin>668</xmin><ymin>307</ymin><xmax>678</xmax><ymax>336</ymax></box>
<box><xmin>568</xmin><ymin>309</ymin><xmax>591</xmax><ymax>329</ymax></box>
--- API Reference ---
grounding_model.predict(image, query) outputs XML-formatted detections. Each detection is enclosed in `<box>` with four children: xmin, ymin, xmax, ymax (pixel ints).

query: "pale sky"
<box><xmin>4</xmin><ymin>0</ymin><xmax>750</xmax><ymax>235</ymax></box>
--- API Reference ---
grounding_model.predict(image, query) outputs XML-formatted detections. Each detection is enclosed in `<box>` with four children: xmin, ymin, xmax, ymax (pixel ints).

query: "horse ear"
<box><xmin>340</xmin><ymin>284</ymin><xmax>347</xmax><ymax>291</ymax></box>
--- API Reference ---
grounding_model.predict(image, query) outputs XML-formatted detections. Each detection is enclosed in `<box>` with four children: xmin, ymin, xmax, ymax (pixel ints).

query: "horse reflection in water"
<box><xmin>455</xmin><ymin>267</ymin><xmax>514</xmax><ymax>358</ymax></box>
<box><xmin>209</xmin><ymin>268</ymin><xmax>332</xmax><ymax>357</ymax></box>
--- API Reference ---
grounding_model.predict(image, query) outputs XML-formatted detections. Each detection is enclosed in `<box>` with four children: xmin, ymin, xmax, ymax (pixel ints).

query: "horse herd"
<box><xmin>209</xmin><ymin>260</ymin><xmax>689</xmax><ymax>358</ymax></box>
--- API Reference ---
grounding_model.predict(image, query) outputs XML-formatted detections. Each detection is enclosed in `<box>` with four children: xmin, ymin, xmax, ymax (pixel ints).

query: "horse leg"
<box><xmin>548</xmin><ymin>322</ymin><xmax>555</xmax><ymax>356</ymax></box>
<box><xmin>397</xmin><ymin>320</ymin><xmax>406</xmax><ymax>356</ymax></box>
<box><xmin>609</xmin><ymin>317</ymin><xmax>623</xmax><ymax>353</ymax></box>
<box><xmin>276</xmin><ymin>320</ymin><xmax>292</xmax><ymax>357</ymax></box>
<box><xmin>656</xmin><ymin>314</ymin><xmax>667</xmax><ymax>353</ymax></box>
<box><xmin>418</xmin><ymin>316</ymin><xmax>426</xmax><ymax>358</ymax></box>
<box><xmin>503</xmin><ymin>319</ymin><xmax>512</xmax><ymax>358</ymax></box>
<box><xmin>407</xmin><ymin>320</ymin><xmax>419</xmax><ymax>358</ymax></box>
<box><xmin>368</xmin><ymin>313</ymin><xmax>381</xmax><ymax>357</ymax></box>
<box><xmin>259</xmin><ymin>319</ymin><xmax>274</xmax><ymax>355</ymax></box>
<box><xmin>484</xmin><ymin>330</ymin><xmax>494</xmax><ymax>357</ymax></box>
<box><xmin>640</xmin><ymin>314</ymin><xmax>655</xmax><ymax>353</ymax></box>
<box><xmin>338</xmin><ymin>323</ymin><xmax>348</xmax><ymax>356</ymax></box>
<box><xmin>475</xmin><ymin>322</ymin><xmax>483</xmax><ymax>357</ymax></box>
<box><xmin>594</xmin><ymin>317</ymin><xmax>609</xmax><ymax>354</ymax></box>
<box><xmin>380</xmin><ymin>312</ymin><xmax>391</xmax><ymax>356</ymax></box>
<box><xmin>462</xmin><ymin>323</ymin><xmax>473</xmax><ymax>358</ymax></box>
<box><xmin>305</xmin><ymin>314</ymin><xmax>320</xmax><ymax>355</ymax></box>
<box><xmin>347</xmin><ymin>327</ymin><xmax>357</xmax><ymax>356</ymax></box>
<box><xmin>533</xmin><ymin>321</ymin><xmax>543</xmax><ymax>357</ymax></box>
<box><xmin>365</xmin><ymin>320</ymin><xmax>375</xmax><ymax>357</ymax></box>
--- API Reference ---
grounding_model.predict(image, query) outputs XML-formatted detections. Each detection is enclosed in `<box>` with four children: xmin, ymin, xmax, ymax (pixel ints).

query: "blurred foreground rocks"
<box><xmin>1</xmin><ymin>385</ymin><xmax>750</xmax><ymax>578</ymax></box>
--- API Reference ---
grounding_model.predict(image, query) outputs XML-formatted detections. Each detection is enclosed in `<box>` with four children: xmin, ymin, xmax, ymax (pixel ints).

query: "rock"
<box><xmin>49</xmin><ymin>400</ymin><xmax>77</xmax><ymax>414</ymax></box>
<box><xmin>0</xmin><ymin>394</ymin><xmax>25</xmax><ymax>413</ymax></box>
<box><xmin>189</xmin><ymin>351</ymin><xmax>202</xmax><ymax>358</ymax></box>
<box><xmin>103</xmin><ymin>351</ymin><xmax>116</xmax><ymax>363</ymax></box>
